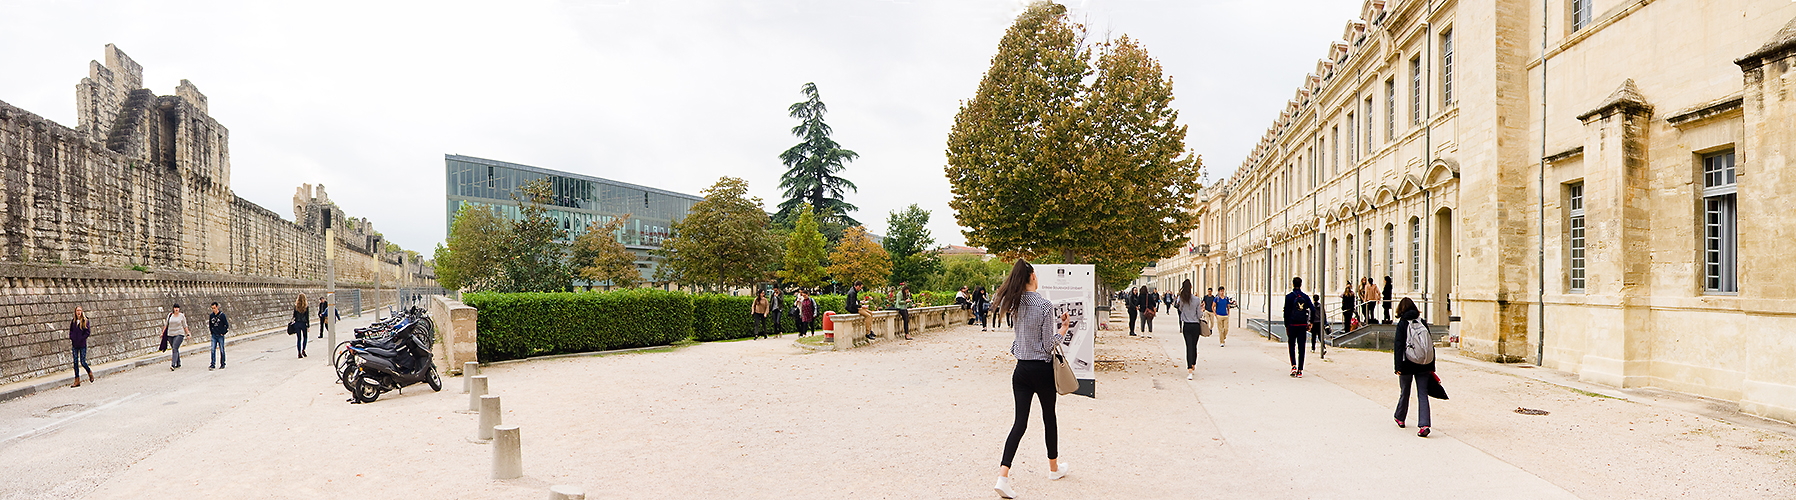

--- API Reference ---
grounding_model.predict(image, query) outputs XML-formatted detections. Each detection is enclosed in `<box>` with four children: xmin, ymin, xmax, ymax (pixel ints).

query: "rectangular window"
<box><xmin>1385</xmin><ymin>78</ymin><xmax>1396</xmax><ymax>143</ymax></box>
<box><xmin>1441</xmin><ymin>31</ymin><xmax>1455</xmax><ymax>105</ymax></box>
<box><xmin>1410</xmin><ymin>56</ymin><xmax>1423</xmax><ymax>125</ymax></box>
<box><xmin>1569</xmin><ymin>183</ymin><xmax>1586</xmax><ymax>292</ymax></box>
<box><xmin>1703</xmin><ymin>151</ymin><xmax>1738</xmax><ymax>293</ymax></box>
<box><xmin>1572</xmin><ymin>0</ymin><xmax>1594</xmax><ymax>32</ymax></box>
<box><xmin>1364</xmin><ymin>96</ymin><xmax>1375</xmax><ymax>154</ymax></box>
<box><xmin>1331</xmin><ymin>126</ymin><xmax>1339</xmax><ymax>174</ymax></box>
<box><xmin>1386</xmin><ymin>225</ymin><xmax>1395</xmax><ymax>280</ymax></box>
<box><xmin>1347</xmin><ymin>112</ymin><xmax>1357</xmax><ymax>163</ymax></box>
<box><xmin>1410</xmin><ymin>219</ymin><xmax>1422</xmax><ymax>290</ymax></box>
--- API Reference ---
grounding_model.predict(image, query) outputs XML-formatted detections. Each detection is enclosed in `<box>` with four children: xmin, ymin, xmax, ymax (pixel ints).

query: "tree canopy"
<box><xmin>777</xmin><ymin>203</ymin><xmax>830</xmax><ymax>289</ymax></box>
<box><xmin>501</xmin><ymin>179</ymin><xmax>575</xmax><ymax>293</ymax></box>
<box><xmin>828</xmin><ymin>225</ymin><xmax>892</xmax><ymax>290</ymax></box>
<box><xmin>945</xmin><ymin>1</ymin><xmax>1202</xmax><ymax>270</ymax></box>
<box><xmin>883</xmin><ymin>204</ymin><xmax>941</xmax><ymax>287</ymax></box>
<box><xmin>777</xmin><ymin>82</ymin><xmax>861</xmax><ymax>227</ymax></box>
<box><xmin>572</xmin><ymin>214</ymin><xmax>640</xmax><ymax>289</ymax></box>
<box><xmin>656</xmin><ymin>177</ymin><xmax>782</xmax><ymax>291</ymax></box>
<box><xmin>434</xmin><ymin>203</ymin><xmax>510</xmax><ymax>292</ymax></box>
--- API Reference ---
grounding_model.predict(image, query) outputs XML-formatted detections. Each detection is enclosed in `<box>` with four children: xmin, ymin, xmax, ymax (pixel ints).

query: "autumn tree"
<box><xmin>434</xmin><ymin>203</ymin><xmax>510</xmax><ymax>292</ymax></box>
<box><xmin>883</xmin><ymin>204</ymin><xmax>941</xmax><ymax>288</ymax></box>
<box><xmin>945</xmin><ymin>2</ymin><xmax>1201</xmax><ymax>269</ymax></box>
<box><xmin>571</xmin><ymin>214</ymin><xmax>639</xmax><ymax>289</ymax></box>
<box><xmin>777</xmin><ymin>82</ymin><xmax>861</xmax><ymax>229</ymax></box>
<box><xmin>828</xmin><ymin>225</ymin><xmax>891</xmax><ymax>290</ymax></box>
<box><xmin>656</xmin><ymin>177</ymin><xmax>782</xmax><ymax>291</ymax></box>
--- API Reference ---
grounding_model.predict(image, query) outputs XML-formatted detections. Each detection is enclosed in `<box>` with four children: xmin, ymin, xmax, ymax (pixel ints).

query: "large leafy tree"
<box><xmin>883</xmin><ymin>204</ymin><xmax>941</xmax><ymax>287</ymax></box>
<box><xmin>434</xmin><ymin>203</ymin><xmax>510</xmax><ymax>292</ymax></box>
<box><xmin>945</xmin><ymin>2</ymin><xmax>1201</xmax><ymax>268</ymax></box>
<box><xmin>776</xmin><ymin>82</ymin><xmax>860</xmax><ymax>227</ymax></box>
<box><xmin>828</xmin><ymin>225</ymin><xmax>892</xmax><ymax>290</ymax></box>
<box><xmin>778</xmin><ymin>204</ymin><xmax>830</xmax><ymax>289</ymax></box>
<box><xmin>501</xmin><ymin>179</ymin><xmax>574</xmax><ymax>293</ymax></box>
<box><xmin>572</xmin><ymin>214</ymin><xmax>640</xmax><ymax>289</ymax></box>
<box><xmin>656</xmin><ymin>177</ymin><xmax>782</xmax><ymax>291</ymax></box>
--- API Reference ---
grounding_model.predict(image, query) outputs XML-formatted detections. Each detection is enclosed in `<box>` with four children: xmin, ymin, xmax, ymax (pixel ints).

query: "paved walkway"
<box><xmin>1</xmin><ymin>307</ymin><xmax>1790</xmax><ymax>499</ymax></box>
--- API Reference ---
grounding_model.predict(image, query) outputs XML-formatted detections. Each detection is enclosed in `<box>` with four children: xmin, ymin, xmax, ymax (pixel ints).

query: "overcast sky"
<box><xmin>0</xmin><ymin>0</ymin><xmax>1362</xmax><ymax>255</ymax></box>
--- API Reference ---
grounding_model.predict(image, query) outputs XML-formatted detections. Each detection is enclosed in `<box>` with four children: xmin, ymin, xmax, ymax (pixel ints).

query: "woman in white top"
<box><xmin>165</xmin><ymin>304</ymin><xmax>190</xmax><ymax>370</ymax></box>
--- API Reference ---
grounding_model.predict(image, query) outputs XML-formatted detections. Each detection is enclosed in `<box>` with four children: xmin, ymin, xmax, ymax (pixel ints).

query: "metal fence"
<box><xmin>396</xmin><ymin>287</ymin><xmax>453</xmax><ymax>315</ymax></box>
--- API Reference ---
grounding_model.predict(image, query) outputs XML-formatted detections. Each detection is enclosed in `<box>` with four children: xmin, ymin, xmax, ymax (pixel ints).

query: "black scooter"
<box><xmin>344</xmin><ymin>317</ymin><xmax>442</xmax><ymax>403</ymax></box>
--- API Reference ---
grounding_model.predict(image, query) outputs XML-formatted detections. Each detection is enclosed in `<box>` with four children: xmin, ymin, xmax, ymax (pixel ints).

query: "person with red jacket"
<box><xmin>797</xmin><ymin>289</ymin><xmax>817</xmax><ymax>337</ymax></box>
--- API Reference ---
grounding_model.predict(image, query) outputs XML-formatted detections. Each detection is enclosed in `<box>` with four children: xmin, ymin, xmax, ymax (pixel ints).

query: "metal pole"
<box><xmin>1537</xmin><ymin>0</ymin><xmax>1549</xmax><ymax>366</ymax></box>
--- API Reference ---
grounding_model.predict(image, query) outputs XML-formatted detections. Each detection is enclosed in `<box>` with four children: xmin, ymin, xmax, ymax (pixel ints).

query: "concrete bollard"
<box><xmin>548</xmin><ymin>485</ymin><xmax>585</xmax><ymax>500</ymax></box>
<box><xmin>477</xmin><ymin>395</ymin><xmax>502</xmax><ymax>441</ymax></box>
<box><xmin>469</xmin><ymin>375</ymin><xmax>489</xmax><ymax>411</ymax></box>
<box><xmin>492</xmin><ymin>425</ymin><xmax>523</xmax><ymax>479</ymax></box>
<box><xmin>462</xmin><ymin>361</ymin><xmax>479</xmax><ymax>393</ymax></box>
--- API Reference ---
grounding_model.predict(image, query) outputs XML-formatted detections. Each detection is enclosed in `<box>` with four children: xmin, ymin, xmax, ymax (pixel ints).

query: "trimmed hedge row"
<box><xmin>464</xmin><ymin>289</ymin><xmax>694</xmax><ymax>362</ymax></box>
<box><xmin>465</xmin><ymin>289</ymin><xmax>959</xmax><ymax>361</ymax></box>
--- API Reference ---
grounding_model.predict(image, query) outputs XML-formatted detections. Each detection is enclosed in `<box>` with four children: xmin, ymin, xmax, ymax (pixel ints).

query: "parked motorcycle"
<box><xmin>343</xmin><ymin>309</ymin><xmax>441</xmax><ymax>403</ymax></box>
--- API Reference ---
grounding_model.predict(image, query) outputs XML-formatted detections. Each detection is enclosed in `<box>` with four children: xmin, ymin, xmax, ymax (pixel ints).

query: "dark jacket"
<box><xmin>1282</xmin><ymin>289</ymin><xmax>1314</xmax><ymax>328</ymax></box>
<box><xmin>1393</xmin><ymin>309</ymin><xmax>1435</xmax><ymax>374</ymax></box>
<box><xmin>70</xmin><ymin>320</ymin><xmax>91</xmax><ymax>349</ymax></box>
<box><xmin>769</xmin><ymin>293</ymin><xmax>784</xmax><ymax>317</ymax></box>
<box><xmin>1383</xmin><ymin>281</ymin><xmax>1394</xmax><ymax>302</ymax></box>
<box><xmin>845</xmin><ymin>290</ymin><xmax>861</xmax><ymax>314</ymax></box>
<box><xmin>208</xmin><ymin>311</ymin><xmax>230</xmax><ymax>337</ymax></box>
<box><xmin>1146</xmin><ymin>292</ymin><xmax>1160</xmax><ymax>312</ymax></box>
<box><xmin>294</xmin><ymin>309</ymin><xmax>311</xmax><ymax>330</ymax></box>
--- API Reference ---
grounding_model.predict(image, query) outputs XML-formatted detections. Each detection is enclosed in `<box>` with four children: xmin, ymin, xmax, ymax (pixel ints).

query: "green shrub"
<box><xmin>464</xmin><ymin>289</ymin><xmax>693</xmax><ymax>362</ymax></box>
<box><xmin>692</xmin><ymin>294</ymin><xmax>755</xmax><ymax>341</ymax></box>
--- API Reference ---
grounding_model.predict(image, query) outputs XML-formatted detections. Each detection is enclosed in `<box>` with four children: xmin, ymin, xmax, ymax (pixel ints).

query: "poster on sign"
<box><xmin>1033</xmin><ymin>264</ymin><xmax>1096</xmax><ymax>397</ymax></box>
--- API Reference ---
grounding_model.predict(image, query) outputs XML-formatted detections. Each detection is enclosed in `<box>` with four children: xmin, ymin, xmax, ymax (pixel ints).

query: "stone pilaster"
<box><xmin>1733</xmin><ymin>14</ymin><xmax>1796</xmax><ymax>424</ymax></box>
<box><xmin>1573</xmin><ymin>79</ymin><xmax>1654</xmax><ymax>388</ymax></box>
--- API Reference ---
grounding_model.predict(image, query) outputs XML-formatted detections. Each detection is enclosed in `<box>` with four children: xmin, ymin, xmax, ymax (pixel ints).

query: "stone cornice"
<box><xmin>1665</xmin><ymin>92</ymin><xmax>1744</xmax><ymax>127</ymax></box>
<box><xmin>1544</xmin><ymin>146</ymin><xmax>1585</xmax><ymax>164</ymax></box>
<box><xmin>1576</xmin><ymin>79</ymin><xmax>1653</xmax><ymax>121</ymax></box>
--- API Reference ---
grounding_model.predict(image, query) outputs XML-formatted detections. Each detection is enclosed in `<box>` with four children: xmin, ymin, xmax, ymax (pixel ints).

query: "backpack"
<box><xmin>1404</xmin><ymin>320</ymin><xmax>1435</xmax><ymax>365</ymax></box>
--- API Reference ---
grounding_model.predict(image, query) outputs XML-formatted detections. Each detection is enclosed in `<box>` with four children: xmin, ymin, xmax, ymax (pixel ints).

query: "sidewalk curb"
<box><xmin>479</xmin><ymin>344</ymin><xmax>683</xmax><ymax>367</ymax></box>
<box><xmin>0</xmin><ymin>307</ymin><xmax>387</xmax><ymax>405</ymax></box>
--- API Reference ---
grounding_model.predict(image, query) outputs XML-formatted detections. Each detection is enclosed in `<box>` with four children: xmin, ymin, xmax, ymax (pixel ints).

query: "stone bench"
<box><xmin>828</xmin><ymin>305</ymin><xmax>972</xmax><ymax>350</ymax></box>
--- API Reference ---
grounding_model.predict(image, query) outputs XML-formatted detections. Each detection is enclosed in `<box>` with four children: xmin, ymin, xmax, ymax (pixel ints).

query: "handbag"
<box><xmin>1427</xmin><ymin>373</ymin><xmax>1450</xmax><ymax>400</ymax></box>
<box><xmin>287</xmin><ymin>320</ymin><xmax>299</xmax><ymax>335</ymax></box>
<box><xmin>1050</xmin><ymin>345</ymin><xmax>1078</xmax><ymax>395</ymax></box>
<box><xmin>1199</xmin><ymin>318</ymin><xmax>1213</xmax><ymax>337</ymax></box>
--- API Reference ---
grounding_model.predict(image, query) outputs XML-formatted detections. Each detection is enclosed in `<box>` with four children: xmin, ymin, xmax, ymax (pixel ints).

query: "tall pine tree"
<box><xmin>777</xmin><ymin>82</ymin><xmax>860</xmax><ymax>229</ymax></box>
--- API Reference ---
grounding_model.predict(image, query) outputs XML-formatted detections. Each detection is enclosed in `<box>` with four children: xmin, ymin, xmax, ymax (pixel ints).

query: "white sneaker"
<box><xmin>994</xmin><ymin>476</ymin><xmax>1017</xmax><ymax>498</ymax></box>
<box><xmin>1187</xmin><ymin>373</ymin><xmax>1193</xmax><ymax>380</ymax></box>
<box><xmin>1048</xmin><ymin>463</ymin><xmax>1067</xmax><ymax>480</ymax></box>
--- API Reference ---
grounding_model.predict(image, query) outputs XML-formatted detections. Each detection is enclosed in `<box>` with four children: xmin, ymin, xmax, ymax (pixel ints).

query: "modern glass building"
<box><xmin>444</xmin><ymin>154</ymin><xmax>703</xmax><ymax>283</ymax></box>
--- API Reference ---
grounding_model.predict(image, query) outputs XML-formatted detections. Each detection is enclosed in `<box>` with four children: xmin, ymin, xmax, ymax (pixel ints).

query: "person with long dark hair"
<box><xmin>293</xmin><ymin>294</ymin><xmax>311</xmax><ymax>358</ymax></box>
<box><xmin>752</xmin><ymin>289</ymin><xmax>770</xmax><ymax>340</ymax></box>
<box><xmin>69</xmin><ymin>306</ymin><xmax>94</xmax><ymax>387</ymax></box>
<box><xmin>1139</xmin><ymin>286</ymin><xmax>1156</xmax><ymax>333</ymax></box>
<box><xmin>1176</xmin><ymin>279</ymin><xmax>1204</xmax><ymax>380</ymax></box>
<box><xmin>973</xmin><ymin>286</ymin><xmax>990</xmax><ymax>331</ymax></box>
<box><xmin>991</xmin><ymin>259</ymin><xmax>1069</xmax><ymax>498</ymax></box>
<box><xmin>1124</xmin><ymin>287</ymin><xmax>1140</xmax><ymax>336</ymax></box>
<box><xmin>1393</xmin><ymin>297</ymin><xmax>1435</xmax><ymax>437</ymax></box>
<box><xmin>1382</xmin><ymin>276</ymin><xmax>1394</xmax><ymax>324</ymax></box>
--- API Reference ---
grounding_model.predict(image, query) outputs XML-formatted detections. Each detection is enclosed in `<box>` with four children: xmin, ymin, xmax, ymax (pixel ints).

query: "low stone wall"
<box><xmin>0</xmin><ymin>262</ymin><xmax>394</xmax><ymax>385</ymax></box>
<box><xmin>829</xmin><ymin>305</ymin><xmax>971</xmax><ymax>350</ymax></box>
<box><xmin>427</xmin><ymin>295</ymin><xmax>478</xmax><ymax>375</ymax></box>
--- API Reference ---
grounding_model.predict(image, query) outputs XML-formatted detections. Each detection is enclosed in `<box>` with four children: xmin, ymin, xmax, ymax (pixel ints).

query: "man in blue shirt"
<box><xmin>1283</xmin><ymin>278</ymin><xmax>1315</xmax><ymax>378</ymax></box>
<box><xmin>1213</xmin><ymin>287</ymin><xmax>1233</xmax><ymax>347</ymax></box>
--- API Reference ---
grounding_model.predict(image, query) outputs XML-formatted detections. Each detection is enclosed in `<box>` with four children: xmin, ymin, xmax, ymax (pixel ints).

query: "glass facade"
<box><xmin>444</xmin><ymin>154</ymin><xmax>703</xmax><ymax>282</ymax></box>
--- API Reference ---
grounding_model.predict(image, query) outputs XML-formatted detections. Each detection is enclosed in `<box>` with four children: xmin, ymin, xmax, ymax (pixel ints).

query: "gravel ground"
<box><xmin>67</xmin><ymin>313</ymin><xmax>1796</xmax><ymax>499</ymax></box>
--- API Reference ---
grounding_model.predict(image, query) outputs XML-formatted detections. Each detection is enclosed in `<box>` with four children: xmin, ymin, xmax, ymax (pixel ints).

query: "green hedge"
<box><xmin>464</xmin><ymin>289</ymin><xmax>693</xmax><ymax>362</ymax></box>
<box><xmin>692</xmin><ymin>294</ymin><xmax>754</xmax><ymax>341</ymax></box>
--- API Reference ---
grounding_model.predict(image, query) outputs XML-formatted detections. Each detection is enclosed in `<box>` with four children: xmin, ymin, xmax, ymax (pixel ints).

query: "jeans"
<box><xmin>1142</xmin><ymin>310</ymin><xmax>1154</xmax><ymax>332</ymax></box>
<box><xmin>1000</xmin><ymin>360</ymin><xmax>1058</xmax><ymax>468</ymax></box>
<box><xmin>770</xmin><ymin>312</ymin><xmax>783</xmax><ymax>335</ymax></box>
<box><xmin>753</xmin><ymin>313</ymin><xmax>766</xmax><ymax>338</ymax></box>
<box><xmin>1396</xmin><ymin>372</ymin><xmax>1433</xmax><ymax>427</ymax></box>
<box><xmin>976</xmin><ymin>306</ymin><xmax>989</xmax><ymax>328</ymax></box>
<box><xmin>898</xmin><ymin>309</ymin><xmax>911</xmax><ymax>336</ymax></box>
<box><xmin>297</xmin><ymin>328</ymin><xmax>309</xmax><ymax>354</ymax></box>
<box><xmin>210</xmin><ymin>335</ymin><xmax>226</xmax><ymax>367</ymax></box>
<box><xmin>1286</xmin><ymin>328</ymin><xmax>1307</xmax><ymax>371</ymax></box>
<box><xmin>169</xmin><ymin>335</ymin><xmax>185</xmax><ymax>367</ymax></box>
<box><xmin>72</xmin><ymin>346</ymin><xmax>91</xmax><ymax>378</ymax></box>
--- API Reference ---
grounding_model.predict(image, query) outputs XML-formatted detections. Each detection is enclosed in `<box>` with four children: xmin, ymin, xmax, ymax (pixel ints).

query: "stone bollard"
<box><xmin>469</xmin><ymin>375</ymin><xmax>489</xmax><ymax>411</ymax></box>
<box><xmin>462</xmin><ymin>361</ymin><xmax>479</xmax><ymax>393</ymax></box>
<box><xmin>492</xmin><ymin>425</ymin><xmax>523</xmax><ymax>479</ymax></box>
<box><xmin>477</xmin><ymin>395</ymin><xmax>502</xmax><ymax>441</ymax></box>
<box><xmin>548</xmin><ymin>485</ymin><xmax>585</xmax><ymax>500</ymax></box>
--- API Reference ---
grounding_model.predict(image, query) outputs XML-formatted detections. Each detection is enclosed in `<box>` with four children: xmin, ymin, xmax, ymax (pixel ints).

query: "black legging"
<box><xmin>1181</xmin><ymin>322</ymin><xmax>1200</xmax><ymax>369</ymax></box>
<box><xmin>1000</xmin><ymin>360</ymin><xmax>1058</xmax><ymax>468</ymax></box>
<box><xmin>1287</xmin><ymin>328</ymin><xmax>1308</xmax><ymax>371</ymax></box>
<box><xmin>1127</xmin><ymin>308</ymin><xmax>1139</xmax><ymax>334</ymax></box>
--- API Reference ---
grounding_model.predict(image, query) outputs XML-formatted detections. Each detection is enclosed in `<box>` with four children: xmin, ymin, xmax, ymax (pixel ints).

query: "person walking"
<box><xmin>1176</xmin><ymin>280</ymin><xmax>1204</xmax><ymax>380</ymax></box>
<box><xmin>1214</xmin><ymin>287</ymin><xmax>1233</xmax><ymax>347</ymax></box>
<box><xmin>1382</xmin><ymin>276</ymin><xmax>1395</xmax><ymax>324</ymax></box>
<box><xmin>1283</xmin><ymin>278</ymin><xmax>1314</xmax><ymax>378</ymax></box>
<box><xmin>895</xmin><ymin>283</ymin><xmax>914</xmax><ymax>340</ymax></box>
<box><xmin>1342</xmin><ymin>284</ymin><xmax>1358</xmax><ymax>329</ymax></box>
<box><xmin>1124</xmin><ymin>288</ymin><xmax>1140</xmax><ymax>336</ymax></box>
<box><xmin>69</xmin><ymin>307</ymin><xmax>95</xmax><ymax>387</ymax></box>
<box><xmin>768</xmin><ymin>287</ymin><xmax>785</xmax><ymax>338</ymax></box>
<box><xmin>797</xmin><ymin>289</ymin><xmax>817</xmax><ymax>337</ymax></box>
<box><xmin>752</xmin><ymin>289</ymin><xmax>770</xmax><ymax>340</ymax></box>
<box><xmin>293</xmin><ymin>294</ymin><xmax>311</xmax><ymax>358</ymax></box>
<box><xmin>317</xmin><ymin>298</ymin><xmax>329</xmax><ymax>339</ymax></box>
<box><xmin>973</xmin><ymin>286</ymin><xmax>990</xmax><ymax>331</ymax></box>
<box><xmin>1392</xmin><ymin>297</ymin><xmax>1435</xmax><ymax>437</ymax></box>
<box><xmin>165</xmin><ymin>304</ymin><xmax>190</xmax><ymax>370</ymax></box>
<box><xmin>991</xmin><ymin>259</ymin><xmax>1069</xmax><ymax>498</ymax></box>
<box><xmin>207</xmin><ymin>302</ymin><xmax>230</xmax><ymax>370</ymax></box>
<box><xmin>1141</xmin><ymin>287</ymin><xmax>1157</xmax><ymax>334</ymax></box>
<box><xmin>1163</xmin><ymin>291</ymin><xmax>1174</xmax><ymax>315</ymax></box>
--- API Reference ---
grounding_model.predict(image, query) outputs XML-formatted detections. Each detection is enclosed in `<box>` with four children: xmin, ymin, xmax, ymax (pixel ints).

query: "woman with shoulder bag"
<box><xmin>293</xmin><ymin>294</ymin><xmax>311</xmax><ymax>358</ymax></box>
<box><xmin>991</xmin><ymin>259</ymin><xmax>1070</xmax><ymax>498</ymax></box>
<box><xmin>1392</xmin><ymin>297</ymin><xmax>1435</xmax><ymax>437</ymax></box>
<box><xmin>1175</xmin><ymin>279</ymin><xmax>1204</xmax><ymax>380</ymax></box>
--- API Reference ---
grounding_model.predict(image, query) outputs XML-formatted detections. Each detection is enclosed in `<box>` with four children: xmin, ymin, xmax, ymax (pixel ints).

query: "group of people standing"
<box><xmin>65</xmin><ymin>292</ymin><xmax>339</xmax><ymax>387</ymax></box>
<box><xmin>751</xmin><ymin>282</ymin><xmax>932</xmax><ymax>341</ymax></box>
<box><xmin>1342</xmin><ymin>276</ymin><xmax>1395</xmax><ymax>326</ymax></box>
